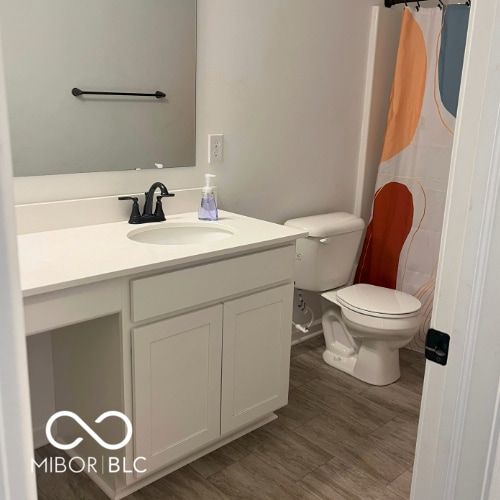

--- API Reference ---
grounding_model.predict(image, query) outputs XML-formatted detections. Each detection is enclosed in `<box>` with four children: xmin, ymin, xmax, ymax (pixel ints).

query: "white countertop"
<box><xmin>18</xmin><ymin>211</ymin><xmax>308</xmax><ymax>297</ymax></box>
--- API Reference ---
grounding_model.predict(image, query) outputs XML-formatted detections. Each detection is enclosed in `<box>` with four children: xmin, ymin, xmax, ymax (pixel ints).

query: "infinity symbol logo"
<box><xmin>46</xmin><ymin>411</ymin><xmax>133</xmax><ymax>451</ymax></box>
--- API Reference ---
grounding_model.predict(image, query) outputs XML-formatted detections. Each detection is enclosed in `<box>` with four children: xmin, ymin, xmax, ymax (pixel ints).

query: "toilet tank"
<box><xmin>284</xmin><ymin>212</ymin><xmax>365</xmax><ymax>292</ymax></box>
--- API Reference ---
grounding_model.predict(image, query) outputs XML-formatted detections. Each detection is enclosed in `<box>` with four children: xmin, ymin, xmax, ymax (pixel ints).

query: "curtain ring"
<box><xmin>438</xmin><ymin>0</ymin><xmax>443</xmax><ymax>8</ymax></box>
<box><xmin>416</xmin><ymin>0</ymin><xmax>421</xmax><ymax>10</ymax></box>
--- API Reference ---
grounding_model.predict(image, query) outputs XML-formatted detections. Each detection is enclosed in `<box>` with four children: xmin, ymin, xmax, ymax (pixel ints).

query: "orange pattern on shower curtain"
<box><xmin>380</xmin><ymin>9</ymin><xmax>427</xmax><ymax>163</ymax></box>
<box><xmin>354</xmin><ymin>182</ymin><xmax>414</xmax><ymax>288</ymax></box>
<box><xmin>355</xmin><ymin>5</ymin><xmax>469</xmax><ymax>351</ymax></box>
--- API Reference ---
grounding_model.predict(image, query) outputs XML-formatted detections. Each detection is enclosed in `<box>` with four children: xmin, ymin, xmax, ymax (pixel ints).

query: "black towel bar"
<box><xmin>72</xmin><ymin>88</ymin><xmax>166</xmax><ymax>99</ymax></box>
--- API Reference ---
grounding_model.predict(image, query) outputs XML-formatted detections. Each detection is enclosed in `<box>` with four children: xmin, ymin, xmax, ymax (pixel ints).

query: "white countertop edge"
<box><xmin>19</xmin><ymin>211</ymin><xmax>308</xmax><ymax>298</ymax></box>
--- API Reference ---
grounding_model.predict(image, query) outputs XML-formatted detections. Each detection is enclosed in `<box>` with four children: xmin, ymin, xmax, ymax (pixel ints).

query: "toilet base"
<box><xmin>322</xmin><ymin>349</ymin><xmax>357</xmax><ymax>376</ymax></box>
<box><xmin>323</xmin><ymin>341</ymin><xmax>401</xmax><ymax>386</ymax></box>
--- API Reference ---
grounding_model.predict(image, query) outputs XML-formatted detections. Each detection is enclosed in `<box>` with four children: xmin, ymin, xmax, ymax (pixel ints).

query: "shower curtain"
<box><xmin>354</xmin><ymin>5</ymin><xmax>470</xmax><ymax>350</ymax></box>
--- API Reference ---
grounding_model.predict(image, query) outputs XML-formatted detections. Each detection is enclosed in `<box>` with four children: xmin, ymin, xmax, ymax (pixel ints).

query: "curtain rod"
<box><xmin>384</xmin><ymin>0</ymin><xmax>470</xmax><ymax>7</ymax></box>
<box><xmin>384</xmin><ymin>0</ymin><xmax>427</xmax><ymax>5</ymax></box>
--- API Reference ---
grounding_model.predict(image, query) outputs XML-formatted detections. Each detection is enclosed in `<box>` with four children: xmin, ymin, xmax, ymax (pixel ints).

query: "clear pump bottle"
<box><xmin>198</xmin><ymin>174</ymin><xmax>218</xmax><ymax>221</ymax></box>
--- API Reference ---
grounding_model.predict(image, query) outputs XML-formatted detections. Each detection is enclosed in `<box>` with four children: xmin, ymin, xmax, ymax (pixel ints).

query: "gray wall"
<box><xmin>0</xmin><ymin>0</ymin><xmax>196</xmax><ymax>176</ymax></box>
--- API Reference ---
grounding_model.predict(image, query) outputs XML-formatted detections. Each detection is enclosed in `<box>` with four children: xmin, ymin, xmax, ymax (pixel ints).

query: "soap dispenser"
<box><xmin>198</xmin><ymin>174</ymin><xmax>218</xmax><ymax>221</ymax></box>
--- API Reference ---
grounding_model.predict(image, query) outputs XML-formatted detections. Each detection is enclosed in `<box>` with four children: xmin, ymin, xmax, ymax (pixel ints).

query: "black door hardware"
<box><xmin>425</xmin><ymin>328</ymin><xmax>450</xmax><ymax>366</ymax></box>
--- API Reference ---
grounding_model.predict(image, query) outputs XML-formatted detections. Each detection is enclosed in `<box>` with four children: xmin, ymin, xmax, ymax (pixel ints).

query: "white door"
<box><xmin>132</xmin><ymin>305</ymin><xmax>222</xmax><ymax>474</ymax></box>
<box><xmin>221</xmin><ymin>284</ymin><xmax>293</xmax><ymax>435</ymax></box>
<box><xmin>0</xmin><ymin>27</ymin><xmax>37</xmax><ymax>500</ymax></box>
<box><xmin>412</xmin><ymin>0</ymin><xmax>500</xmax><ymax>498</ymax></box>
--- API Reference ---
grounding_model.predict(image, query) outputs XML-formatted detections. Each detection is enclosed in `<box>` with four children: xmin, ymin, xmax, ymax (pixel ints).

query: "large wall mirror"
<box><xmin>0</xmin><ymin>0</ymin><xmax>196</xmax><ymax>177</ymax></box>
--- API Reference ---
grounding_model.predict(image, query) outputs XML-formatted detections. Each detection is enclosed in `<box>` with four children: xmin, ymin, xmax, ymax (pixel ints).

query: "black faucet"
<box><xmin>118</xmin><ymin>182</ymin><xmax>175</xmax><ymax>224</ymax></box>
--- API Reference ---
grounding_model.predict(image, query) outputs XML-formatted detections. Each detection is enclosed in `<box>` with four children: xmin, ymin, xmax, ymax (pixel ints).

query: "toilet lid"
<box><xmin>336</xmin><ymin>284</ymin><xmax>421</xmax><ymax>318</ymax></box>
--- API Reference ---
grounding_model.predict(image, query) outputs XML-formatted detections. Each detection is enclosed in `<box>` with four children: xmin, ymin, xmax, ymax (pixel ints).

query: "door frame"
<box><xmin>0</xmin><ymin>24</ymin><xmax>37</xmax><ymax>500</ymax></box>
<box><xmin>412</xmin><ymin>0</ymin><xmax>500</xmax><ymax>498</ymax></box>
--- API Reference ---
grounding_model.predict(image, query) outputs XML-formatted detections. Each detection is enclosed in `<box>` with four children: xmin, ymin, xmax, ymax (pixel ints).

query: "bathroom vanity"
<box><xmin>18</xmin><ymin>210</ymin><xmax>306</xmax><ymax>499</ymax></box>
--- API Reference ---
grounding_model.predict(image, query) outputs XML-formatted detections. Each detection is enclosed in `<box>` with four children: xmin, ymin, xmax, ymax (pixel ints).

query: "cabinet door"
<box><xmin>221</xmin><ymin>284</ymin><xmax>293</xmax><ymax>434</ymax></box>
<box><xmin>132</xmin><ymin>305</ymin><xmax>222</xmax><ymax>474</ymax></box>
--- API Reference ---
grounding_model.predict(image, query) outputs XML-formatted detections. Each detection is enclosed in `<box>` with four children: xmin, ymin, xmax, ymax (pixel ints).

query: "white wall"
<box><xmin>197</xmin><ymin>0</ymin><xmax>376</xmax><ymax>223</ymax></box>
<box><xmin>26</xmin><ymin>333</ymin><xmax>55</xmax><ymax>448</ymax></box>
<box><xmin>14</xmin><ymin>0</ymin><xmax>396</xmax><ymax>443</ymax></box>
<box><xmin>196</xmin><ymin>0</ymin><xmax>393</xmax><ymax>332</ymax></box>
<box><xmin>355</xmin><ymin>6</ymin><xmax>401</xmax><ymax>222</ymax></box>
<box><xmin>14</xmin><ymin>0</ymin><xmax>377</xmax><ymax>226</ymax></box>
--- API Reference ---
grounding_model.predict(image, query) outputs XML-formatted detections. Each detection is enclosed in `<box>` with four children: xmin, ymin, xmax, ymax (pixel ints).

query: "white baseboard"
<box><xmin>33</xmin><ymin>425</ymin><xmax>49</xmax><ymax>449</ymax></box>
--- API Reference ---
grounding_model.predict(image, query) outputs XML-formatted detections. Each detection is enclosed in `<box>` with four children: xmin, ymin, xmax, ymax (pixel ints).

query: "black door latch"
<box><xmin>425</xmin><ymin>329</ymin><xmax>450</xmax><ymax>366</ymax></box>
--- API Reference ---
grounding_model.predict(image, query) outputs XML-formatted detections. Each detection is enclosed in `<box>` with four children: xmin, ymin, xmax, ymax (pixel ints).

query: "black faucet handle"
<box><xmin>153</xmin><ymin>196</ymin><xmax>167</xmax><ymax>221</ymax></box>
<box><xmin>118</xmin><ymin>196</ymin><xmax>143</xmax><ymax>224</ymax></box>
<box><xmin>152</xmin><ymin>190</ymin><xmax>174</xmax><ymax>221</ymax></box>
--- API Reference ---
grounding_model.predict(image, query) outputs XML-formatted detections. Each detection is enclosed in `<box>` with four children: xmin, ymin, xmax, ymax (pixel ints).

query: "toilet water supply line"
<box><xmin>292</xmin><ymin>291</ymin><xmax>315</xmax><ymax>334</ymax></box>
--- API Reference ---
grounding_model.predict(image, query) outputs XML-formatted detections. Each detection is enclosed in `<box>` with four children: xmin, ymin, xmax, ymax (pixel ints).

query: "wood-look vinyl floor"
<box><xmin>35</xmin><ymin>336</ymin><xmax>425</xmax><ymax>500</ymax></box>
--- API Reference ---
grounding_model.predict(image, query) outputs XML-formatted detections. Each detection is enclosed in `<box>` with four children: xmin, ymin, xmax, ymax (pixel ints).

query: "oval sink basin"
<box><xmin>127</xmin><ymin>223</ymin><xmax>234</xmax><ymax>245</ymax></box>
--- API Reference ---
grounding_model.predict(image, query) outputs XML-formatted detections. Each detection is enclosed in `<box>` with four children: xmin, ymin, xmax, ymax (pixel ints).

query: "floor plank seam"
<box><xmin>35</xmin><ymin>341</ymin><xmax>424</xmax><ymax>499</ymax></box>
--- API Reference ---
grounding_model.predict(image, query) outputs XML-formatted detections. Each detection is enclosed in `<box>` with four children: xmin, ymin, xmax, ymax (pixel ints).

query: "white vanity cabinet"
<box><xmin>18</xmin><ymin>210</ymin><xmax>308</xmax><ymax>499</ymax></box>
<box><xmin>129</xmin><ymin>248</ymin><xmax>294</xmax><ymax>475</ymax></box>
<box><xmin>132</xmin><ymin>305</ymin><xmax>223</xmax><ymax>474</ymax></box>
<box><xmin>221</xmin><ymin>285</ymin><xmax>293</xmax><ymax>434</ymax></box>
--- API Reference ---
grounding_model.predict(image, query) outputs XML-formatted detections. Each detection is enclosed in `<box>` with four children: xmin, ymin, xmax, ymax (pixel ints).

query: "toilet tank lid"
<box><xmin>284</xmin><ymin>212</ymin><xmax>365</xmax><ymax>237</ymax></box>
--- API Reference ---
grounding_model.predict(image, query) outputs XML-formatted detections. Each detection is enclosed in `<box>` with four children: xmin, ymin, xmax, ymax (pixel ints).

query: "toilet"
<box><xmin>285</xmin><ymin>212</ymin><xmax>422</xmax><ymax>386</ymax></box>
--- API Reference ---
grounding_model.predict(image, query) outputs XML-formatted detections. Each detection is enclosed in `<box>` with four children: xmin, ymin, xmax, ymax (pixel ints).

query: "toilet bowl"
<box><xmin>284</xmin><ymin>212</ymin><xmax>423</xmax><ymax>386</ymax></box>
<box><xmin>321</xmin><ymin>284</ymin><xmax>421</xmax><ymax>385</ymax></box>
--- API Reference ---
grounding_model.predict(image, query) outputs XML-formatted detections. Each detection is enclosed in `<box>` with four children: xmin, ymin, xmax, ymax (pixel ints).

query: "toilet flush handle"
<box><xmin>319</xmin><ymin>238</ymin><xmax>330</xmax><ymax>244</ymax></box>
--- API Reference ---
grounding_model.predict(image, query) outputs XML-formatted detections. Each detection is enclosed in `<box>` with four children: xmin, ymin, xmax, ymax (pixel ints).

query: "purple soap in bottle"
<box><xmin>198</xmin><ymin>174</ymin><xmax>218</xmax><ymax>221</ymax></box>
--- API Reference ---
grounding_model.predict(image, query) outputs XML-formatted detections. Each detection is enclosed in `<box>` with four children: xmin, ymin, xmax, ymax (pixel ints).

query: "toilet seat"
<box><xmin>326</xmin><ymin>284</ymin><xmax>421</xmax><ymax>319</ymax></box>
